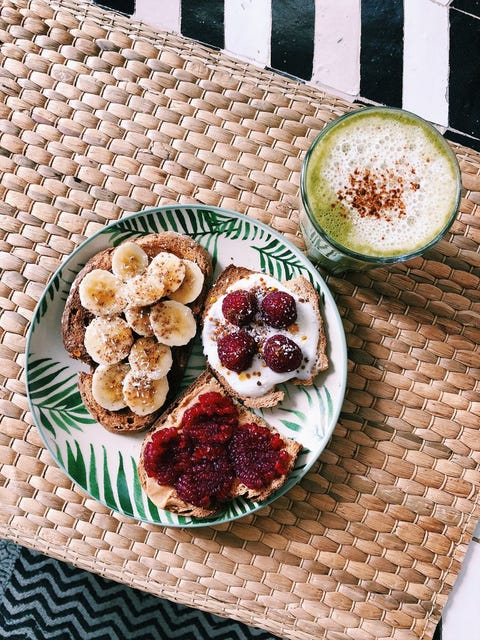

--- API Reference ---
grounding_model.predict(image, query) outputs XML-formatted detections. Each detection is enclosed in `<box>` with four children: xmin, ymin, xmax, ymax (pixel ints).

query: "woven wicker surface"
<box><xmin>1</xmin><ymin>1</ymin><xmax>479</xmax><ymax>638</ymax></box>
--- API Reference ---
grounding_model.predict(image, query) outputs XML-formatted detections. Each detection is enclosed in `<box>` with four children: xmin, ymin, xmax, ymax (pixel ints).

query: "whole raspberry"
<box><xmin>217</xmin><ymin>330</ymin><xmax>256</xmax><ymax>373</ymax></box>
<box><xmin>221</xmin><ymin>290</ymin><xmax>257</xmax><ymax>326</ymax></box>
<box><xmin>261</xmin><ymin>291</ymin><xmax>297</xmax><ymax>328</ymax></box>
<box><xmin>262</xmin><ymin>334</ymin><xmax>302</xmax><ymax>373</ymax></box>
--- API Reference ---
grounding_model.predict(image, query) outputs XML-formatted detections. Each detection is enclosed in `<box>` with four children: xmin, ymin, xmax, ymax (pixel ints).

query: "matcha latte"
<box><xmin>300</xmin><ymin>108</ymin><xmax>461</xmax><ymax>271</ymax></box>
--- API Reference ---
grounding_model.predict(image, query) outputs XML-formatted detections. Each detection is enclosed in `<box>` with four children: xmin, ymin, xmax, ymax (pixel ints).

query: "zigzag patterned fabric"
<box><xmin>0</xmin><ymin>541</ymin><xmax>280</xmax><ymax>640</ymax></box>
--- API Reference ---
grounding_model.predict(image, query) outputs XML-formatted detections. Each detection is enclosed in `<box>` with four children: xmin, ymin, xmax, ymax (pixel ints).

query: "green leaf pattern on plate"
<box><xmin>258</xmin><ymin>383</ymin><xmax>334</xmax><ymax>440</ymax></box>
<box><xmin>253</xmin><ymin>239</ymin><xmax>313</xmax><ymax>282</ymax></box>
<box><xmin>28</xmin><ymin>358</ymin><xmax>95</xmax><ymax>437</ymax></box>
<box><xmin>26</xmin><ymin>206</ymin><xmax>346</xmax><ymax>527</ymax></box>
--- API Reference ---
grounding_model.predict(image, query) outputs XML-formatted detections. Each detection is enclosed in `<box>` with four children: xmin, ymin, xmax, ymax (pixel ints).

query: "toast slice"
<box><xmin>62</xmin><ymin>232</ymin><xmax>212</xmax><ymax>433</ymax></box>
<box><xmin>138</xmin><ymin>371</ymin><xmax>302</xmax><ymax>518</ymax></box>
<box><xmin>201</xmin><ymin>265</ymin><xmax>328</xmax><ymax>409</ymax></box>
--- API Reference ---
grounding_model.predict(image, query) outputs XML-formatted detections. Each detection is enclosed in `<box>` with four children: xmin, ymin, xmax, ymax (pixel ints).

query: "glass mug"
<box><xmin>299</xmin><ymin>107</ymin><xmax>462</xmax><ymax>273</ymax></box>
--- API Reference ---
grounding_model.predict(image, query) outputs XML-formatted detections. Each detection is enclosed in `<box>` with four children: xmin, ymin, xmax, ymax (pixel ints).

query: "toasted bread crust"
<box><xmin>62</xmin><ymin>232</ymin><xmax>213</xmax><ymax>433</ymax></box>
<box><xmin>138</xmin><ymin>371</ymin><xmax>302</xmax><ymax>518</ymax></box>
<box><xmin>78</xmin><ymin>371</ymin><xmax>155</xmax><ymax>433</ymax></box>
<box><xmin>202</xmin><ymin>265</ymin><xmax>328</xmax><ymax>409</ymax></box>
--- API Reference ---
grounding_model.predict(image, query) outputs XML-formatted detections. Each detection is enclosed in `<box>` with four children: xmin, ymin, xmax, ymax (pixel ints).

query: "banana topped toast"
<box><xmin>201</xmin><ymin>265</ymin><xmax>328</xmax><ymax>409</ymax></box>
<box><xmin>62</xmin><ymin>232</ymin><xmax>212</xmax><ymax>433</ymax></box>
<box><xmin>138</xmin><ymin>371</ymin><xmax>302</xmax><ymax>518</ymax></box>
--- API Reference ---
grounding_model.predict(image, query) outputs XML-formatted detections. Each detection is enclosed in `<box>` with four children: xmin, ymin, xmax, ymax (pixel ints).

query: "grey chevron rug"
<box><xmin>0</xmin><ymin>539</ymin><xmax>281</xmax><ymax>640</ymax></box>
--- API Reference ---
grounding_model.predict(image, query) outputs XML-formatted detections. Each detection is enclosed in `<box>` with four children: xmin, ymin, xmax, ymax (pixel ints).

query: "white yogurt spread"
<box><xmin>201</xmin><ymin>273</ymin><xmax>320</xmax><ymax>397</ymax></box>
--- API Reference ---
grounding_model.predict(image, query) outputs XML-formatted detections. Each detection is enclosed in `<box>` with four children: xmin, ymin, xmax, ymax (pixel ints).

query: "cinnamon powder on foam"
<box><xmin>305</xmin><ymin>113</ymin><xmax>459</xmax><ymax>256</ymax></box>
<box><xmin>337</xmin><ymin>166</ymin><xmax>420</xmax><ymax>223</ymax></box>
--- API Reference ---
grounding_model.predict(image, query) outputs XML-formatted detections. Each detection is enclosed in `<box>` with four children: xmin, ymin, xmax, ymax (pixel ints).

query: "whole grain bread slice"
<box><xmin>137</xmin><ymin>371</ymin><xmax>302</xmax><ymax>518</ymax></box>
<box><xmin>62</xmin><ymin>232</ymin><xmax>213</xmax><ymax>433</ymax></box>
<box><xmin>202</xmin><ymin>265</ymin><xmax>328</xmax><ymax>409</ymax></box>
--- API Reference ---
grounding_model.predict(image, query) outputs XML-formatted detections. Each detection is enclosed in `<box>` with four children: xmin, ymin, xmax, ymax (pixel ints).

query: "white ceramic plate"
<box><xmin>26</xmin><ymin>206</ymin><xmax>347</xmax><ymax>527</ymax></box>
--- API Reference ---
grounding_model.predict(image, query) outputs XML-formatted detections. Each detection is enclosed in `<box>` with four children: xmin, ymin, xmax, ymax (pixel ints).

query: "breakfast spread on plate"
<box><xmin>61</xmin><ymin>232</ymin><xmax>213</xmax><ymax>433</ymax></box>
<box><xmin>62</xmin><ymin>232</ymin><xmax>329</xmax><ymax>517</ymax></box>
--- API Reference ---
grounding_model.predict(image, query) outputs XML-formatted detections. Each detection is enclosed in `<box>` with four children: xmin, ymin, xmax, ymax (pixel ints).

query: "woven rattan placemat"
<box><xmin>1</xmin><ymin>1</ymin><xmax>479</xmax><ymax>638</ymax></box>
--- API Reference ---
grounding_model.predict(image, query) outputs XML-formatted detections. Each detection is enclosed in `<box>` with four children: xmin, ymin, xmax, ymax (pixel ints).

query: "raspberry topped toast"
<box><xmin>201</xmin><ymin>265</ymin><xmax>329</xmax><ymax>408</ymax></box>
<box><xmin>62</xmin><ymin>232</ymin><xmax>212</xmax><ymax>433</ymax></box>
<box><xmin>138</xmin><ymin>371</ymin><xmax>302</xmax><ymax>518</ymax></box>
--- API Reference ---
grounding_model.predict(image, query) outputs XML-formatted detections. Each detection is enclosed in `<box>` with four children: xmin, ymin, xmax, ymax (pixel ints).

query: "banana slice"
<box><xmin>124</xmin><ymin>251</ymin><xmax>187</xmax><ymax>307</ymax></box>
<box><xmin>122</xmin><ymin>371</ymin><xmax>169</xmax><ymax>416</ymax></box>
<box><xmin>125</xmin><ymin>271</ymin><xmax>166</xmax><ymax>307</ymax></box>
<box><xmin>168</xmin><ymin>259</ymin><xmax>204</xmax><ymax>304</ymax></box>
<box><xmin>129</xmin><ymin>337</ymin><xmax>173</xmax><ymax>379</ymax></box>
<box><xmin>150</xmin><ymin>300</ymin><xmax>197</xmax><ymax>347</ymax></box>
<box><xmin>84</xmin><ymin>316</ymin><xmax>134</xmax><ymax>365</ymax></box>
<box><xmin>148</xmin><ymin>252</ymin><xmax>186</xmax><ymax>296</ymax></box>
<box><xmin>91</xmin><ymin>363</ymin><xmax>130</xmax><ymax>411</ymax></box>
<box><xmin>79</xmin><ymin>269</ymin><xmax>126</xmax><ymax>316</ymax></box>
<box><xmin>124</xmin><ymin>306</ymin><xmax>154</xmax><ymax>337</ymax></box>
<box><xmin>111</xmin><ymin>241</ymin><xmax>149</xmax><ymax>280</ymax></box>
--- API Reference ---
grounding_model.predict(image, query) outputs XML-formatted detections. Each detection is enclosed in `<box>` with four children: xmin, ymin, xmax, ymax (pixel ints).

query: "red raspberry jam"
<box><xmin>142</xmin><ymin>427</ymin><xmax>189</xmax><ymax>486</ymax></box>
<box><xmin>175</xmin><ymin>453</ymin><xmax>235</xmax><ymax>508</ymax></box>
<box><xmin>144</xmin><ymin>392</ymin><xmax>293</xmax><ymax>509</ymax></box>
<box><xmin>185</xmin><ymin>420</ymin><xmax>233</xmax><ymax>446</ymax></box>
<box><xmin>182</xmin><ymin>392</ymin><xmax>238</xmax><ymax>430</ymax></box>
<box><xmin>229</xmin><ymin>422</ymin><xmax>291</xmax><ymax>490</ymax></box>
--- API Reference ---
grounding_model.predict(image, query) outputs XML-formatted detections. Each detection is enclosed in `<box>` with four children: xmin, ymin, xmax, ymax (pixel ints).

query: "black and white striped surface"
<box><xmin>94</xmin><ymin>0</ymin><xmax>480</xmax><ymax>151</ymax></box>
